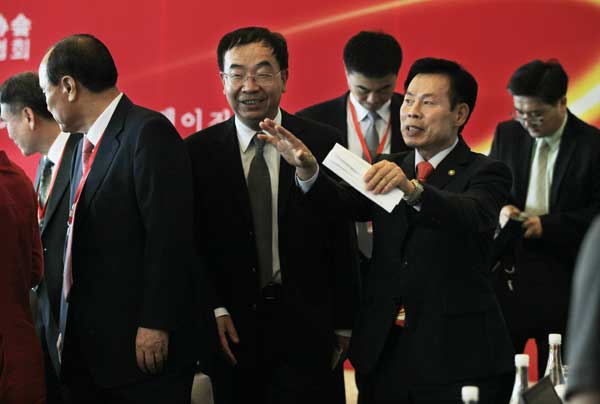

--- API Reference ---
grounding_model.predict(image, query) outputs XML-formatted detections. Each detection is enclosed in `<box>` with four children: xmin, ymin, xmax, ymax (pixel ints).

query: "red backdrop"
<box><xmin>1</xmin><ymin>0</ymin><xmax>599</xmax><ymax>179</ymax></box>
<box><xmin>1</xmin><ymin>0</ymin><xmax>597</xmax><ymax>381</ymax></box>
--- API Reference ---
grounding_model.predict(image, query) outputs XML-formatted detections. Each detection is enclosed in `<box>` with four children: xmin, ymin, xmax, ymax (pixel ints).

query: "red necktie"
<box><xmin>417</xmin><ymin>161</ymin><xmax>434</xmax><ymax>182</ymax></box>
<box><xmin>82</xmin><ymin>137</ymin><xmax>94</xmax><ymax>175</ymax></box>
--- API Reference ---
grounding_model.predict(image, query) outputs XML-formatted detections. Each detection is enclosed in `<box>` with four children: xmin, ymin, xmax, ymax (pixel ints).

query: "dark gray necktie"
<box><xmin>247</xmin><ymin>135</ymin><xmax>273</xmax><ymax>288</ymax></box>
<box><xmin>38</xmin><ymin>156</ymin><xmax>54</xmax><ymax>207</ymax></box>
<box><xmin>364</xmin><ymin>111</ymin><xmax>380</xmax><ymax>160</ymax></box>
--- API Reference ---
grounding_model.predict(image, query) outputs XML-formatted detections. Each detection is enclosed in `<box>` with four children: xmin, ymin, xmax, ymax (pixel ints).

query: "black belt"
<box><xmin>261</xmin><ymin>282</ymin><xmax>282</xmax><ymax>302</ymax></box>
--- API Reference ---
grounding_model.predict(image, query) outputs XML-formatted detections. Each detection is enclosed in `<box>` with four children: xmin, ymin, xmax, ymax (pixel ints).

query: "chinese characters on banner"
<box><xmin>0</xmin><ymin>13</ymin><xmax>31</xmax><ymax>62</ymax></box>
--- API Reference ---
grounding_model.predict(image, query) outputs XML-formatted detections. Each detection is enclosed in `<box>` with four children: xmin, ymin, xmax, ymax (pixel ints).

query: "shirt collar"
<box><xmin>85</xmin><ymin>93</ymin><xmax>124</xmax><ymax>146</ymax></box>
<box><xmin>46</xmin><ymin>132</ymin><xmax>70</xmax><ymax>164</ymax></box>
<box><xmin>349</xmin><ymin>92</ymin><xmax>391</xmax><ymax>123</ymax></box>
<box><xmin>235</xmin><ymin>109</ymin><xmax>282</xmax><ymax>153</ymax></box>
<box><xmin>414</xmin><ymin>136</ymin><xmax>460</xmax><ymax>169</ymax></box>
<box><xmin>537</xmin><ymin>112</ymin><xmax>568</xmax><ymax>151</ymax></box>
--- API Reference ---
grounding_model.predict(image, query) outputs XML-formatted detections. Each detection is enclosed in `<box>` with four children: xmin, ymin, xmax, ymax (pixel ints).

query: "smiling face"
<box><xmin>346</xmin><ymin>71</ymin><xmax>397</xmax><ymax>112</ymax></box>
<box><xmin>400</xmin><ymin>73</ymin><xmax>468</xmax><ymax>160</ymax></box>
<box><xmin>220</xmin><ymin>42</ymin><xmax>288</xmax><ymax>130</ymax></box>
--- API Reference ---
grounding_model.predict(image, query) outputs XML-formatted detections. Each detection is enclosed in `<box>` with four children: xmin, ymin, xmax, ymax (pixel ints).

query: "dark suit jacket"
<box><xmin>297</xmin><ymin>92</ymin><xmax>408</xmax><ymax>153</ymax></box>
<box><xmin>307</xmin><ymin>139</ymin><xmax>514</xmax><ymax>384</ymax></box>
<box><xmin>63</xmin><ymin>95</ymin><xmax>202</xmax><ymax>388</ymax></box>
<box><xmin>185</xmin><ymin>111</ymin><xmax>360</xmax><ymax>372</ymax></box>
<box><xmin>489</xmin><ymin>111</ymin><xmax>600</xmax><ymax>329</ymax></box>
<box><xmin>33</xmin><ymin>133</ymin><xmax>81</xmax><ymax>374</ymax></box>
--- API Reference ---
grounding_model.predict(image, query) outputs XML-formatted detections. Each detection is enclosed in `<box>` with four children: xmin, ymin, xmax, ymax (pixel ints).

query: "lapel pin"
<box><xmin>448</xmin><ymin>169</ymin><xmax>456</xmax><ymax>176</ymax></box>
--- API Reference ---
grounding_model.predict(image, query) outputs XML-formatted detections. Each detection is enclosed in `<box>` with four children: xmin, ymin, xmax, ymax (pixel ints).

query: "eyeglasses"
<box><xmin>511</xmin><ymin>108</ymin><xmax>548</xmax><ymax>126</ymax></box>
<box><xmin>221</xmin><ymin>70</ymin><xmax>283</xmax><ymax>87</ymax></box>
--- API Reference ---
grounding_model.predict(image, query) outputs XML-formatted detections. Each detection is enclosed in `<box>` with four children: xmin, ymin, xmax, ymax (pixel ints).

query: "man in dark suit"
<box><xmin>297</xmin><ymin>32</ymin><xmax>409</xmax><ymax>275</ymax></box>
<box><xmin>185</xmin><ymin>27</ymin><xmax>360</xmax><ymax>404</ymax></box>
<box><xmin>1</xmin><ymin>71</ymin><xmax>81</xmax><ymax>404</ymax></box>
<box><xmin>489</xmin><ymin>60</ymin><xmax>600</xmax><ymax>377</ymax></box>
<box><xmin>38</xmin><ymin>34</ymin><xmax>202</xmax><ymax>403</ymax></box>
<box><xmin>261</xmin><ymin>57</ymin><xmax>515</xmax><ymax>403</ymax></box>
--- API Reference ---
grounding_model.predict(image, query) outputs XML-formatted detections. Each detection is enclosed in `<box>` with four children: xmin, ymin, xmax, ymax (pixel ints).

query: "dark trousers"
<box><xmin>40</xmin><ymin>332</ymin><xmax>66</xmax><ymax>404</ymax></box>
<box><xmin>357</xmin><ymin>326</ymin><xmax>513</xmax><ymax>404</ymax></box>
<box><xmin>210</xmin><ymin>296</ymin><xmax>342</xmax><ymax>404</ymax></box>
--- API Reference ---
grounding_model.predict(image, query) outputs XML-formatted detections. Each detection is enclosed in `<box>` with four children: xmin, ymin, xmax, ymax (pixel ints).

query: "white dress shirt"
<box><xmin>45</xmin><ymin>131</ymin><xmax>70</xmax><ymax>186</ymax></box>
<box><xmin>85</xmin><ymin>93</ymin><xmax>124</xmax><ymax>146</ymax></box>
<box><xmin>347</xmin><ymin>93</ymin><xmax>392</xmax><ymax>157</ymax></box>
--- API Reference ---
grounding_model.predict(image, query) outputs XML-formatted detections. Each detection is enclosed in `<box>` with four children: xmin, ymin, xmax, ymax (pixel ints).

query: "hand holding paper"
<box><xmin>323</xmin><ymin>144</ymin><xmax>404</xmax><ymax>213</ymax></box>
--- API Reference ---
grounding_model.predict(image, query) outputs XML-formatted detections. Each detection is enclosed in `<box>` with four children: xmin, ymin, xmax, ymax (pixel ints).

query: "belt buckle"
<box><xmin>262</xmin><ymin>282</ymin><xmax>281</xmax><ymax>302</ymax></box>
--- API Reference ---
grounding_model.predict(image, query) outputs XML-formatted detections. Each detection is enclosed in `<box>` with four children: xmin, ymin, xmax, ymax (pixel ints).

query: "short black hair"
<box><xmin>217</xmin><ymin>27</ymin><xmax>288</xmax><ymax>72</ymax></box>
<box><xmin>0</xmin><ymin>72</ymin><xmax>53</xmax><ymax>120</ymax></box>
<box><xmin>46</xmin><ymin>34</ymin><xmax>118</xmax><ymax>93</ymax></box>
<box><xmin>404</xmin><ymin>57</ymin><xmax>478</xmax><ymax>133</ymax></box>
<box><xmin>343</xmin><ymin>31</ymin><xmax>402</xmax><ymax>78</ymax></box>
<box><xmin>507</xmin><ymin>59</ymin><xmax>568</xmax><ymax>105</ymax></box>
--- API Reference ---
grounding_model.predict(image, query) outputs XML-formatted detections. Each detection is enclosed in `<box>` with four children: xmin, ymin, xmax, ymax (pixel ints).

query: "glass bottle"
<box><xmin>462</xmin><ymin>385</ymin><xmax>479</xmax><ymax>404</ymax></box>
<box><xmin>509</xmin><ymin>354</ymin><xmax>529</xmax><ymax>404</ymax></box>
<box><xmin>544</xmin><ymin>333</ymin><xmax>566</xmax><ymax>386</ymax></box>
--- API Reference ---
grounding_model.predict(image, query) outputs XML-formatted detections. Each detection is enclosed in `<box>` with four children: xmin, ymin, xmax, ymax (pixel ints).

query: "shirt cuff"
<box><xmin>335</xmin><ymin>329</ymin><xmax>352</xmax><ymax>338</ymax></box>
<box><xmin>214</xmin><ymin>307</ymin><xmax>230</xmax><ymax>318</ymax></box>
<box><xmin>295</xmin><ymin>166</ymin><xmax>320</xmax><ymax>193</ymax></box>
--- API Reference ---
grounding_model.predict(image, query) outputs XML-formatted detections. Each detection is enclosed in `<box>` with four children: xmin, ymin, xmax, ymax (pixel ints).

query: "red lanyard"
<box><xmin>348</xmin><ymin>99</ymin><xmax>391</xmax><ymax>163</ymax></box>
<box><xmin>67</xmin><ymin>135</ymin><xmax>104</xmax><ymax>227</ymax></box>
<box><xmin>37</xmin><ymin>146</ymin><xmax>67</xmax><ymax>224</ymax></box>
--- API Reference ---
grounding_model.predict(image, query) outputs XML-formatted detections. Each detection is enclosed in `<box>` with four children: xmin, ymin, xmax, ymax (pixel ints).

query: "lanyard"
<box><xmin>67</xmin><ymin>135</ymin><xmax>104</xmax><ymax>227</ymax></box>
<box><xmin>348</xmin><ymin>99</ymin><xmax>391</xmax><ymax>163</ymax></box>
<box><xmin>37</xmin><ymin>146</ymin><xmax>67</xmax><ymax>224</ymax></box>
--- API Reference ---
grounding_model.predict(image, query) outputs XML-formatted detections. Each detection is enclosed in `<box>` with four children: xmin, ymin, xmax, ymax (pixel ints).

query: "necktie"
<box><xmin>525</xmin><ymin>139</ymin><xmax>550</xmax><ymax>216</ymax></box>
<box><xmin>247</xmin><ymin>134</ymin><xmax>273</xmax><ymax>288</ymax></box>
<box><xmin>82</xmin><ymin>137</ymin><xmax>94</xmax><ymax>174</ymax></box>
<box><xmin>364</xmin><ymin>111</ymin><xmax>380</xmax><ymax>160</ymax></box>
<box><xmin>38</xmin><ymin>156</ymin><xmax>55</xmax><ymax>207</ymax></box>
<box><xmin>417</xmin><ymin>161</ymin><xmax>434</xmax><ymax>182</ymax></box>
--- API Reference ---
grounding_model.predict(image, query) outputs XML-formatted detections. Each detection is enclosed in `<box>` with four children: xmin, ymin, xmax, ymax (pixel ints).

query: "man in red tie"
<box><xmin>261</xmin><ymin>58</ymin><xmax>515</xmax><ymax>403</ymax></box>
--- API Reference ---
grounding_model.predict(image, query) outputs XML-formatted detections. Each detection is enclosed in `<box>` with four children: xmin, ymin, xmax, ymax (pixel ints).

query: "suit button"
<box><xmin>403</xmin><ymin>261</ymin><xmax>408</xmax><ymax>268</ymax></box>
<box><xmin>251</xmin><ymin>267</ymin><xmax>256</xmax><ymax>273</ymax></box>
<box><xmin>43</xmin><ymin>248</ymin><xmax>48</xmax><ymax>252</ymax></box>
<box><xmin>251</xmin><ymin>304</ymin><xmax>257</xmax><ymax>311</ymax></box>
<box><xmin>249</xmin><ymin>231</ymin><xmax>254</xmax><ymax>237</ymax></box>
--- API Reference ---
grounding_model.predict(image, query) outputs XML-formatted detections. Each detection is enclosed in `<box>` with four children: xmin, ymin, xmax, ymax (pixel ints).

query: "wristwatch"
<box><xmin>403</xmin><ymin>179</ymin><xmax>424</xmax><ymax>205</ymax></box>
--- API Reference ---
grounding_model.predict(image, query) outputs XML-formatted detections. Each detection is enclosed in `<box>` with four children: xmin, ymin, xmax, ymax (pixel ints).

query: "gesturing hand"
<box><xmin>135</xmin><ymin>327</ymin><xmax>169</xmax><ymax>374</ymax></box>
<box><xmin>258</xmin><ymin>118</ymin><xmax>318</xmax><ymax>180</ymax></box>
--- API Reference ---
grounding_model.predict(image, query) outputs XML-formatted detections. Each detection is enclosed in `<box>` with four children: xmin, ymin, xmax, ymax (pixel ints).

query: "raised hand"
<box><xmin>258</xmin><ymin>118</ymin><xmax>318</xmax><ymax>180</ymax></box>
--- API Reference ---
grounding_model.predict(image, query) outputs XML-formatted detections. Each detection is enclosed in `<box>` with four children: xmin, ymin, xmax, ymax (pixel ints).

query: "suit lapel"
<box><xmin>278</xmin><ymin>111</ymin><xmax>300</xmax><ymax>216</ymax></box>
<box><xmin>336</xmin><ymin>94</ymin><xmax>349</xmax><ymax>147</ymax></box>
<box><xmin>516</xmin><ymin>131</ymin><xmax>534</xmax><ymax>208</ymax></box>
<box><xmin>549</xmin><ymin>113</ymin><xmax>576</xmax><ymax>208</ymax></box>
<box><xmin>75</xmin><ymin>97</ymin><xmax>128</xmax><ymax>224</ymax></box>
<box><xmin>41</xmin><ymin>134</ymin><xmax>82</xmax><ymax>235</ymax></box>
<box><xmin>425</xmin><ymin>138</ymin><xmax>471</xmax><ymax>190</ymax></box>
<box><xmin>220</xmin><ymin>118</ymin><xmax>253</xmax><ymax>228</ymax></box>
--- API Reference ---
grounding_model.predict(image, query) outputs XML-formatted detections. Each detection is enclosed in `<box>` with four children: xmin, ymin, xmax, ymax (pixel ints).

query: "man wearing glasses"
<box><xmin>185</xmin><ymin>27</ymin><xmax>359</xmax><ymax>404</ymax></box>
<box><xmin>489</xmin><ymin>59</ymin><xmax>600</xmax><ymax>378</ymax></box>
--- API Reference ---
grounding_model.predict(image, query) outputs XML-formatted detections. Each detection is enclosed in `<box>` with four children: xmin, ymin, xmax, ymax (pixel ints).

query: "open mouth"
<box><xmin>239</xmin><ymin>98</ymin><xmax>265</xmax><ymax>106</ymax></box>
<box><xmin>404</xmin><ymin>125</ymin><xmax>424</xmax><ymax>134</ymax></box>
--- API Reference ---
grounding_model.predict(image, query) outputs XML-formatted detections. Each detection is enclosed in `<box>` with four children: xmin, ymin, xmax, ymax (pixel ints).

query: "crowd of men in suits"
<box><xmin>0</xmin><ymin>26</ymin><xmax>599</xmax><ymax>404</ymax></box>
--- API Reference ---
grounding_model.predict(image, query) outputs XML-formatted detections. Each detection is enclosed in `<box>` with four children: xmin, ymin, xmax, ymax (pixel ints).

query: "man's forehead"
<box><xmin>512</xmin><ymin>95</ymin><xmax>547</xmax><ymax>109</ymax></box>
<box><xmin>224</xmin><ymin>43</ymin><xmax>277</xmax><ymax>68</ymax></box>
<box><xmin>407</xmin><ymin>74</ymin><xmax>449</xmax><ymax>96</ymax></box>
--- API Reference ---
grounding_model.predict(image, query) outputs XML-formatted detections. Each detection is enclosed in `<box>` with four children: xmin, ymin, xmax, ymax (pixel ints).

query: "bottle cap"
<box><xmin>549</xmin><ymin>333</ymin><xmax>562</xmax><ymax>345</ymax></box>
<box><xmin>515</xmin><ymin>354</ymin><xmax>529</xmax><ymax>367</ymax></box>
<box><xmin>462</xmin><ymin>386</ymin><xmax>479</xmax><ymax>402</ymax></box>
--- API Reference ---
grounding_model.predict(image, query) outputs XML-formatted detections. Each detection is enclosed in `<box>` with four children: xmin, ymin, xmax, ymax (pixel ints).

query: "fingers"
<box><xmin>135</xmin><ymin>328</ymin><xmax>168</xmax><ymax>375</ymax></box>
<box><xmin>364</xmin><ymin>161</ymin><xmax>406</xmax><ymax>194</ymax></box>
<box><xmin>216</xmin><ymin>316</ymin><xmax>238</xmax><ymax>365</ymax></box>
